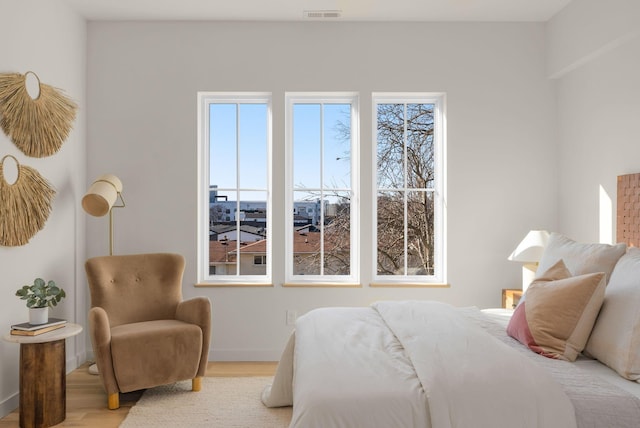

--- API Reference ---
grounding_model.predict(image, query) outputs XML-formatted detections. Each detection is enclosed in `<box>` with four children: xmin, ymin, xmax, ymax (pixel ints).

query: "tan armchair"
<box><xmin>85</xmin><ymin>253</ymin><xmax>211</xmax><ymax>410</ymax></box>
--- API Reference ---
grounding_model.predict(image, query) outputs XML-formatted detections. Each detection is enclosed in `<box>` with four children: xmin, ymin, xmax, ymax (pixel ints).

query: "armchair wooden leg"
<box><xmin>192</xmin><ymin>377</ymin><xmax>202</xmax><ymax>392</ymax></box>
<box><xmin>108</xmin><ymin>393</ymin><xmax>120</xmax><ymax>410</ymax></box>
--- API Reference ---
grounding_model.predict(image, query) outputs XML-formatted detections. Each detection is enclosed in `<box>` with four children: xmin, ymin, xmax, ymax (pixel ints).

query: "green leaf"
<box><xmin>15</xmin><ymin>278</ymin><xmax>65</xmax><ymax>309</ymax></box>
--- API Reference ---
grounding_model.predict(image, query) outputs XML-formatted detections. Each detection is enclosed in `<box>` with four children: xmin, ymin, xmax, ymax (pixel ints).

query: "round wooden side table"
<box><xmin>3</xmin><ymin>323</ymin><xmax>82</xmax><ymax>428</ymax></box>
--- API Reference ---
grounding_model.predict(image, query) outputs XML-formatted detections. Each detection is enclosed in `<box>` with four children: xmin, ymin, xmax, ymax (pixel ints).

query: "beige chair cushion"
<box><xmin>111</xmin><ymin>319</ymin><xmax>203</xmax><ymax>392</ymax></box>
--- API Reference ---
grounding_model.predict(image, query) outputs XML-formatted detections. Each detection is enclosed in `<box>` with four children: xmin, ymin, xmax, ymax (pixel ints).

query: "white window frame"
<box><xmin>372</xmin><ymin>93</ymin><xmax>447</xmax><ymax>285</ymax></box>
<box><xmin>197</xmin><ymin>92</ymin><xmax>272</xmax><ymax>285</ymax></box>
<box><xmin>285</xmin><ymin>92</ymin><xmax>360</xmax><ymax>285</ymax></box>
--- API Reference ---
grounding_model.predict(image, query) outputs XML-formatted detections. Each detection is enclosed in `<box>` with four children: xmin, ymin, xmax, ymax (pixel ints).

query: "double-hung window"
<box><xmin>197</xmin><ymin>91</ymin><xmax>444</xmax><ymax>286</ymax></box>
<box><xmin>373</xmin><ymin>93</ymin><xmax>446</xmax><ymax>284</ymax></box>
<box><xmin>285</xmin><ymin>93</ymin><xmax>359</xmax><ymax>285</ymax></box>
<box><xmin>197</xmin><ymin>93</ymin><xmax>271</xmax><ymax>285</ymax></box>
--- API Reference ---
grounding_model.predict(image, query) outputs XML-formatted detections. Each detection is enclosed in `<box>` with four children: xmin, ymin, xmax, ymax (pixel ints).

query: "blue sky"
<box><xmin>209</xmin><ymin>102</ymin><xmax>351</xmax><ymax>203</ymax></box>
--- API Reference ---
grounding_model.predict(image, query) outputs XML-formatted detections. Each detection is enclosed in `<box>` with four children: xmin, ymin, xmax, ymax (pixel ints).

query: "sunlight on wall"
<box><xmin>599</xmin><ymin>185</ymin><xmax>613</xmax><ymax>244</ymax></box>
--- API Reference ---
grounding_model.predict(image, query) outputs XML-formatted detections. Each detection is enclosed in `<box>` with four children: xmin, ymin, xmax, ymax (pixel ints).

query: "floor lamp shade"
<box><xmin>82</xmin><ymin>174</ymin><xmax>123</xmax><ymax>217</ymax></box>
<box><xmin>82</xmin><ymin>174</ymin><xmax>125</xmax><ymax>257</ymax></box>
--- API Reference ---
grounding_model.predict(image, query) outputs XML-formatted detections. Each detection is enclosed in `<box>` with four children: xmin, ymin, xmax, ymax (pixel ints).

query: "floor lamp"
<box><xmin>82</xmin><ymin>174</ymin><xmax>125</xmax><ymax>375</ymax></box>
<box><xmin>82</xmin><ymin>174</ymin><xmax>125</xmax><ymax>256</ymax></box>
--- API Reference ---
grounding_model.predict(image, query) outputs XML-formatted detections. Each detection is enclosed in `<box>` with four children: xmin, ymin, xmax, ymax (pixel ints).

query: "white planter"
<box><xmin>29</xmin><ymin>307</ymin><xmax>48</xmax><ymax>325</ymax></box>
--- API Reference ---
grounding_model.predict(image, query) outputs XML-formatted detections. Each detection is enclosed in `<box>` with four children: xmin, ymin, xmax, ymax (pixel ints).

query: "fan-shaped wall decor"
<box><xmin>0</xmin><ymin>71</ymin><xmax>77</xmax><ymax>158</ymax></box>
<box><xmin>0</xmin><ymin>155</ymin><xmax>56</xmax><ymax>246</ymax></box>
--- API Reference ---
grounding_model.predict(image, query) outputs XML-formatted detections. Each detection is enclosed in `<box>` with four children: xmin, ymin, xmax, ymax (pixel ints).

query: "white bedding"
<box><xmin>483</xmin><ymin>308</ymin><xmax>640</xmax><ymax>400</ymax></box>
<box><xmin>289</xmin><ymin>306</ymin><xmax>431</xmax><ymax>428</ymax></box>
<box><xmin>373</xmin><ymin>301</ymin><xmax>576</xmax><ymax>428</ymax></box>
<box><xmin>263</xmin><ymin>301</ymin><xmax>592</xmax><ymax>428</ymax></box>
<box><xmin>473</xmin><ymin>307</ymin><xmax>640</xmax><ymax>427</ymax></box>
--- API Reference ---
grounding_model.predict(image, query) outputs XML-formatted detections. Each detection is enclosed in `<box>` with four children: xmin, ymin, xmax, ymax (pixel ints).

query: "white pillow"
<box><xmin>536</xmin><ymin>233</ymin><xmax>626</xmax><ymax>284</ymax></box>
<box><xmin>584</xmin><ymin>247</ymin><xmax>640</xmax><ymax>381</ymax></box>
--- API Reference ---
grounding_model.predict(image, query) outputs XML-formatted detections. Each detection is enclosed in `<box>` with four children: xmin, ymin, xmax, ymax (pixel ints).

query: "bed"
<box><xmin>262</xmin><ymin>233</ymin><xmax>640</xmax><ymax>428</ymax></box>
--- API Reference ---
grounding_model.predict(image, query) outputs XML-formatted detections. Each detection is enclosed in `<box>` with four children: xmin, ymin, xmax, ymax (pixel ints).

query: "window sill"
<box><xmin>194</xmin><ymin>283</ymin><xmax>274</xmax><ymax>288</ymax></box>
<box><xmin>194</xmin><ymin>282</ymin><xmax>448</xmax><ymax>288</ymax></box>
<box><xmin>283</xmin><ymin>283</ymin><xmax>362</xmax><ymax>288</ymax></box>
<box><xmin>369</xmin><ymin>282</ymin><xmax>450</xmax><ymax>288</ymax></box>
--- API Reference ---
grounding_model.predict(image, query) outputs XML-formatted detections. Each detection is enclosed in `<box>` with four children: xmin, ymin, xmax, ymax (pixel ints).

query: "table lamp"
<box><xmin>82</xmin><ymin>174</ymin><xmax>125</xmax><ymax>256</ymax></box>
<box><xmin>508</xmin><ymin>230</ymin><xmax>549</xmax><ymax>292</ymax></box>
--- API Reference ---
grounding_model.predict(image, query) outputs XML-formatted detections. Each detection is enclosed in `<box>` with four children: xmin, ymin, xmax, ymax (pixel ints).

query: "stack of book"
<box><xmin>10</xmin><ymin>318</ymin><xmax>67</xmax><ymax>336</ymax></box>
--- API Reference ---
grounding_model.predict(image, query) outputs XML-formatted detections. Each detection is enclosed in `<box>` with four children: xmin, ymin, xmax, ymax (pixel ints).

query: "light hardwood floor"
<box><xmin>0</xmin><ymin>361</ymin><xmax>277</xmax><ymax>428</ymax></box>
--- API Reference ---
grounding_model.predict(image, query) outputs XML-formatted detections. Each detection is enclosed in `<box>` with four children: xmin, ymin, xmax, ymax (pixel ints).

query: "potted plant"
<box><xmin>15</xmin><ymin>278</ymin><xmax>66</xmax><ymax>325</ymax></box>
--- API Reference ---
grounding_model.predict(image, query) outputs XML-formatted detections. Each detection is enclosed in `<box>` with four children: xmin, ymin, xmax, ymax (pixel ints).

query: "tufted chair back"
<box><xmin>85</xmin><ymin>253</ymin><xmax>185</xmax><ymax>327</ymax></box>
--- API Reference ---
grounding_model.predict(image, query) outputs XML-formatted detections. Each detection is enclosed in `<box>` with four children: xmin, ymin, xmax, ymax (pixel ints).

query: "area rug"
<box><xmin>119</xmin><ymin>377</ymin><xmax>292</xmax><ymax>428</ymax></box>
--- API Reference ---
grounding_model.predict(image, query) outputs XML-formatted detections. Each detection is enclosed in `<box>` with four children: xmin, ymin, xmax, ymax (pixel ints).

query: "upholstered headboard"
<box><xmin>617</xmin><ymin>173</ymin><xmax>640</xmax><ymax>247</ymax></box>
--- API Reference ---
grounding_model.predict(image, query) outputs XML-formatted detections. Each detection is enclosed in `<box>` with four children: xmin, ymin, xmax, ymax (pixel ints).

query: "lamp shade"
<box><xmin>82</xmin><ymin>174</ymin><xmax>123</xmax><ymax>217</ymax></box>
<box><xmin>508</xmin><ymin>230</ymin><xmax>550</xmax><ymax>263</ymax></box>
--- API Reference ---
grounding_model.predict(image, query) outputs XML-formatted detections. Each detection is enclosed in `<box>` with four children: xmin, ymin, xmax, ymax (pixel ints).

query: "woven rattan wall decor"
<box><xmin>0</xmin><ymin>155</ymin><xmax>55</xmax><ymax>246</ymax></box>
<box><xmin>0</xmin><ymin>71</ymin><xmax>77</xmax><ymax>158</ymax></box>
<box><xmin>617</xmin><ymin>172</ymin><xmax>640</xmax><ymax>247</ymax></box>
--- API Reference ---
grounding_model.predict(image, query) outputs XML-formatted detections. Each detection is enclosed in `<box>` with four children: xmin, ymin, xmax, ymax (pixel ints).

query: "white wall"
<box><xmin>549</xmin><ymin>0</ymin><xmax>640</xmax><ymax>243</ymax></box>
<box><xmin>546</xmin><ymin>0</ymin><xmax>640</xmax><ymax>79</ymax></box>
<box><xmin>87</xmin><ymin>21</ymin><xmax>557</xmax><ymax>361</ymax></box>
<box><xmin>0</xmin><ymin>0</ymin><xmax>87</xmax><ymax>418</ymax></box>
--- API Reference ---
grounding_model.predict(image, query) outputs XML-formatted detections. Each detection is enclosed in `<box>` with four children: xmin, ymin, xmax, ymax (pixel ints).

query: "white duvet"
<box><xmin>263</xmin><ymin>301</ymin><xmax>577</xmax><ymax>428</ymax></box>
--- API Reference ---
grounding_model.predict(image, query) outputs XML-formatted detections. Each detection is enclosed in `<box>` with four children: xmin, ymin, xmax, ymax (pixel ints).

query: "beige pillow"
<box><xmin>507</xmin><ymin>260</ymin><xmax>606</xmax><ymax>361</ymax></box>
<box><xmin>584</xmin><ymin>247</ymin><xmax>640</xmax><ymax>381</ymax></box>
<box><xmin>536</xmin><ymin>232</ymin><xmax>626</xmax><ymax>283</ymax></box>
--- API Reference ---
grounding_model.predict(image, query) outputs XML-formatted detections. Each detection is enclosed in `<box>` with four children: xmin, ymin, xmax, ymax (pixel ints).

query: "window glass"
<box><xmin>374</xmin><ymin>95</ymin><xmax>444</xmax><ymax>282</ymax></box>
<box><xmin>199</xmin><ymin>93</ymin><xmax>271</xmax><ymax>283</ymax></box>
<box><xmin>287</xmin><ymin>94</ymin><xmax>358</xmax><ymax>283</ymax></box>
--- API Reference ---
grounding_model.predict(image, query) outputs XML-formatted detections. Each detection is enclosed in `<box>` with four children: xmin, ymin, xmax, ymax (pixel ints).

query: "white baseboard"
<box><xmin>210</xmin><ymin>347</ymin><xmax>282</xmax><ymax>362</ymax></box>
<box><xmin>67</xmin><ymin>353</ymin><xmax>84</xmax><ymax>374</ymax></box>
<box><xmin>86</xmin><ymin>347</ymin><xmax>281</xmax><ymax>364</ymax></box>
<box><xmin>0</xmin><ymin>393</ymin><xmax>19</xmax><ymax>420</ymax></box>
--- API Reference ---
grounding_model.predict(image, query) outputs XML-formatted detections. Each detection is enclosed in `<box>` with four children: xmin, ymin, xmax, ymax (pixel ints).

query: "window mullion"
<box><xmin>319</xmin><ymin>103</ymin><xmax>325</xmax><ymax>276</ymax></box>
<box><xmin>403</xmin><ymin>103</ymin><xmax>409</xmax><ymax>276</ymax></box>
<box><xmin>235</xmin><ymin>103</ymin><xmax>241</xmax><ymax>276</ymax></box>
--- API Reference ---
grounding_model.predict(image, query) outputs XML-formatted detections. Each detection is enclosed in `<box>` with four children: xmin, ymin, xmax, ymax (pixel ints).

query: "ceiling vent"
<box><xmin>304</xmin><ymin>10</ymin><xmax>342</xmax><ymax>19</ymax></box>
